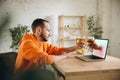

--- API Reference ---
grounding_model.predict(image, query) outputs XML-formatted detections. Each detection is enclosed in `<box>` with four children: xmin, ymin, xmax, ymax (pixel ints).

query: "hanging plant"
<box><xmin>9</xmin><ymin>24</ymin><xmax>30</xmax><ymax>51</ymax></box>
<box><xmin>87</xmin><ymin>16</ymin><xmax>103</xmax><ymax>39</ymax></box>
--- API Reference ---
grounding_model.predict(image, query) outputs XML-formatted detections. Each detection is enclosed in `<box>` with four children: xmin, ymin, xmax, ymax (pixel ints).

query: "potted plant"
<box><xmin>9</xmin><ymin>24</ymin><xmax>30</xmax><ymax>51</ymax></box>
<box><xmin>87</xmin><ymin>16</ymin><xmax>103</xmax><ymax>39</ymax></box>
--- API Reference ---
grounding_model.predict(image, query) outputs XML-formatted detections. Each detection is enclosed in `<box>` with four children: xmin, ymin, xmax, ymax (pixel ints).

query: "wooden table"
<box><xmin>53</xmin><ymin>55</ymin><xmax>120</xmax><ymax>80</ymax></box>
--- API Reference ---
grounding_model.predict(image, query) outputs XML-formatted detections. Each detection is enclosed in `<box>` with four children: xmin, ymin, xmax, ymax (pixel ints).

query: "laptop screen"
<box><xmin>93</xmin><ymin>39</ymin><xmax>109</xmax><ymax>58</ymax></box>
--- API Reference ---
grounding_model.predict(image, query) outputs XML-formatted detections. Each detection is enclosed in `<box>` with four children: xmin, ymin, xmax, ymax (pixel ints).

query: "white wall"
<box><xmin>97</xmin><ymin>0</ymin><xmax>112</xmax><ymax>55</ymax></box>
<box><xmin>110</xmin><ymin>0</ymin><xmax>120</xmax><ymax>58</ymax></box>
<box><xmin>0</xmin><ymin>0</ymin><xmax>120</xmax><ymax>58</ymax></box>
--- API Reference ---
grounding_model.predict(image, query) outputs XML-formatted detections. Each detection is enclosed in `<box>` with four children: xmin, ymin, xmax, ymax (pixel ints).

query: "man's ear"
<box><xmin>36</xmin><ymin>27</ymin><xmax>42</xmax><ymax>34</ymax></box>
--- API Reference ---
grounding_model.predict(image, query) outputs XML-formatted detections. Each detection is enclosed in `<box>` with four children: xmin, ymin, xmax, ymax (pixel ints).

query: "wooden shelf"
<box><xmin>58</xmin><ymin>15</ymin><xmax>86</xmax><ymax>47</ymax></box>
<box><xmin>61</xmin><ymin>38</ymin><xmax>75</xmax><ymax>41</ymax></box>
<box><xmin>60</xmin><ymin>15</ymin><xmax>85</xmax><ymax>18</ymax></box>
<box><xmin>64</xmin><ymin>27</ymin><xmax>82</xmax><ymax>29</ymax></box>
<box><xmin>60</xmin><ymin>27</ymin><xmax>82</xmax><ymax>30</ymax></box>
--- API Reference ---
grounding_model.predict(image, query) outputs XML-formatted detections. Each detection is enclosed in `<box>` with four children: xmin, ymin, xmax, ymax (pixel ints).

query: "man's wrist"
<box><xmin>75</xmin><ymin>45</ymin><xmax>81</xmax><ymax>50</ymax></box>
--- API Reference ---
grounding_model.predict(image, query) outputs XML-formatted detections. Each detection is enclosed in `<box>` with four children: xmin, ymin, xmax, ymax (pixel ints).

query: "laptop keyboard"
<box><xmin>84</xmin><ymin>55</ymin><xmax>102</xmax><ymax>59</ymax></box>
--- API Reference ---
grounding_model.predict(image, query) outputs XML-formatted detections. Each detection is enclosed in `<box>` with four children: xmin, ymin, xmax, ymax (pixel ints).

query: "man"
<box><xmin>14</xmin><ymin>18</ymin><xmax>100</xmax><ymax>80</ymax></box>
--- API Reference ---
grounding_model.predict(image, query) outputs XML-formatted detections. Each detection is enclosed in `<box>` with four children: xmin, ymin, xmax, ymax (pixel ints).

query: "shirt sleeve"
<box><xmin>21</xmin><ymin>40</ymin><xmax>54</xmax><ymax>65</ymax></box>
<box><xmin>45</xmin><ymin>43</ymin><xmax>64</xmax><ymax>55</ymax></box>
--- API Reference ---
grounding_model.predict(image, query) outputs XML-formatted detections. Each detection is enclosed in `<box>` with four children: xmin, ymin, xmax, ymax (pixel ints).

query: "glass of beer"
<box><xmin>76</xmin><ymin>36</ymin><xmax>95</xmax><ymax>55</ymax></box>
<box><xmin>87</xmin><ymin>37</ymin><xmax>94</xmax><ymax>45</ymax></box>
<box><xmin>76</xmin><ymin>37</ymin><xmax>86</xmax><ymax>44</ymax></box>
<box><xmin>76</xmin><ymin>36</ymin><xmax>94</xmax><ymax>50</ymax></box>
<box><xmin>86</xmin><ymin>36</ymin><xmax>95</xmax><ymax>52</ymax></box>
<box><xmin>76</xmin><ymin>36</ymin><xmax>86</xmax><ymax>54</ymax></box>
<box><xmin>76</xmin><ymin>36</ymin><xmax>86</xmax><ymax>49</ymax></box>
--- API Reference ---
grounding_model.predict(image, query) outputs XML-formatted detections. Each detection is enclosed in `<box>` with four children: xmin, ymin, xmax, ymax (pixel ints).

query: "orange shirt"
<box><xmin>14</xmin><ymin>34</ymin><xmax>64</xmax><ymax>73</ymax></box>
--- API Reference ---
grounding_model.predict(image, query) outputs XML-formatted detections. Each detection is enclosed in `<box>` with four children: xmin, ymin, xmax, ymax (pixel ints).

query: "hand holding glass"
<box><xmin>76</xmin><ymin>37</ymin><xmax>85</xmax><ymax>48</ymax></box>
<box><xmin>76</xmin><ymin>37</ymin><xmax>96</xmax><ymax>52</ymax></box>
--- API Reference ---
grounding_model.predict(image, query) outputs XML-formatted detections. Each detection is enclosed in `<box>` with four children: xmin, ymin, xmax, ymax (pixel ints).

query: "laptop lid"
<box><xmin>92</xmin><ymin>39</ymin><xmax>109</xmax><ymax>59</ymax></box>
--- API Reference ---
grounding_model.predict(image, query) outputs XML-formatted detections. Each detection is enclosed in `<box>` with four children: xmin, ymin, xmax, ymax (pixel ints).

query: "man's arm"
<box><xmin>46</xmin><ymin>40</ymin><xmax>84</xmax><ymax>54</ymax></box>
<box><xmin>64</xmin><ymin>39</ymin><xmax>102</xmax><ymax>53</ymax></box>
<box><xmin>22</xmin><ymin>41</ymin><xmax>54</xmax><ymax>65</ymax></box>
<box><xmin>63</xmin><ymin>42</ymin><xmax>84</xmax><ymax>53</ymax></box>
<box><xmin>64</xmin><ymin>46</ymin><xmax>81</xmax><ymax>53</ymax></box>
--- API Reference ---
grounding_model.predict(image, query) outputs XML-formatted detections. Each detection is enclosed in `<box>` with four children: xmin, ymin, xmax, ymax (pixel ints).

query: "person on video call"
<box><xmin>14</xmin><ymin>18</ymin><xmax>101</xmax><ymax>80</ymax></box>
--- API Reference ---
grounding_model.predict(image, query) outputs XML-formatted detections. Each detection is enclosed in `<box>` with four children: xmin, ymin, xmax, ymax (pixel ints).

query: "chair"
<box><xmin>0</xmin><ymin>52</ymin><xmax>56</xmax><ymax>80</ymax></box>
<box><xmin>0</xmin><ymin>52</ymin><xmax>17</xmax><ymax>80</ymax></box>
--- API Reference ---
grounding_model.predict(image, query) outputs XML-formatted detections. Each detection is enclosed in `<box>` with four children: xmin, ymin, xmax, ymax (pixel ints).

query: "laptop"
<box><xmin>75</xmin><ymin>39</ymin><xmax>109</xmax><ymax>61</ymax></box>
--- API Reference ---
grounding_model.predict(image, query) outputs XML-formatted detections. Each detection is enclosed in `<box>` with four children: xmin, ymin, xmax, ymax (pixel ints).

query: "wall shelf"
<box><xmin>59</xmin><ymin>15</ymin><xmax>86</xmax><ymax>47</ymax></box>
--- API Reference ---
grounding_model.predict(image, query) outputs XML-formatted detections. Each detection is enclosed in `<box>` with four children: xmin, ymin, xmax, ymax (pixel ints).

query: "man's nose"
<box><xmin>49</xmin><ymin>33</ymin><xmax>52</xmax><ymax>36</ymax></box>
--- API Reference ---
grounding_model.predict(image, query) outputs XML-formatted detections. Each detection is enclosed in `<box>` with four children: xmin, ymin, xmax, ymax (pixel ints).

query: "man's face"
<box><xmin>40</xmin><ymin>22</ymin><xmax>51</xmax><ymax>42</ymax></box>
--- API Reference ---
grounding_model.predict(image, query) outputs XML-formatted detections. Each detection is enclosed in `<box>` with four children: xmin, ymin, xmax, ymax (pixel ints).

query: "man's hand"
<box><xmin>87</xmin><ymin>39</ymin><xmax>102</xmax><ymax>50</ymax></box>
<box><xmin>76</xmin><ymin>38</ymin><xmax>85</xmax><ymax>48</ymax></box>
<box><xmin>76</xmin><ymin>42</ymin><xmax>84</xmax><ymax>49</ymax></box>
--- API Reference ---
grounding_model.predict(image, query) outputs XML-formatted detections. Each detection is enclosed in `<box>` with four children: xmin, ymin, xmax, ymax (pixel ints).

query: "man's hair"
<box><xmin>31</xmin><ymin>18</ymin><xmax>48</xmax><ymax>33</ymax></box>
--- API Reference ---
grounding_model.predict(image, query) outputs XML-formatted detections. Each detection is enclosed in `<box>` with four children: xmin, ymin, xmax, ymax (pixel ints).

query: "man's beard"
<box><xmin>40</xmin><ymin>33</ymin><xmax>48</xmax><ymax>42</ymax></box>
